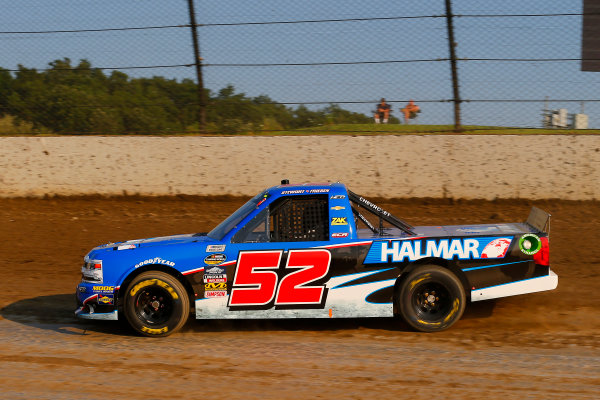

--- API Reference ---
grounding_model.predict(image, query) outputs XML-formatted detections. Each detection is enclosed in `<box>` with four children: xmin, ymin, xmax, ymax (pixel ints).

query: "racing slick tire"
<box><xmin>397</xmin><ymin>265</ymin><xmax>466</xmax><ymax>332</ymax></box>
<box><xmin>124</xmin><ymin>271</ymin><xmax>189</xmax><ymax>337</ymax></box>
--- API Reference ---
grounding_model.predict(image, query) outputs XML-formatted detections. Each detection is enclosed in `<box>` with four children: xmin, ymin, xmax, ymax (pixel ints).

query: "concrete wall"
<box><xmin>0</xmin><ymin>135</ymin><xmax>598</xmax><ymax>199</ymax></box>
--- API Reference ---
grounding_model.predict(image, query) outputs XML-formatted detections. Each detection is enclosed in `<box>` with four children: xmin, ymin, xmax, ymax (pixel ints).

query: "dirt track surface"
<box><xmin>1</xmin><ymin>196</ymin><xmax>599</xmax><ymax>399</ymax></box>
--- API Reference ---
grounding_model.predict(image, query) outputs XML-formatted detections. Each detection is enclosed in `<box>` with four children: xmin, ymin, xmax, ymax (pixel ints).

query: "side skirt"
<box><xmin>471</xmin><ymin>270</ymin><xmax>558</xmax><ymax>302</ymax></box>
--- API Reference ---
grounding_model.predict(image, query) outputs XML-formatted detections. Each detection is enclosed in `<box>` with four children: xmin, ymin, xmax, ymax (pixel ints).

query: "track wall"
<box><xmin>1</xmin><ymin>136</ymin><xmax>598</xmax><ymax>199</ymax></box>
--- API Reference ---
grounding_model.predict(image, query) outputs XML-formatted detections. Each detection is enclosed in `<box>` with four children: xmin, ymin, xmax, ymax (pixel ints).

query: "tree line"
<box><xmin>0</xmin><ymin>58</ymin><xmax>377</xmax><ymax>134</ymax></box>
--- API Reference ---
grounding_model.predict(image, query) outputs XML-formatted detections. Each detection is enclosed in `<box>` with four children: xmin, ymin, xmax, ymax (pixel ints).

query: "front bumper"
<box><xmin>75</xmin><ymin>282</ymin><xmax>119</xmax><ymax>320</ymax></box>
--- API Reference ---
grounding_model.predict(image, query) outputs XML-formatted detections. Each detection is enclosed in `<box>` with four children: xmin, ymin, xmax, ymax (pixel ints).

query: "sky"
<box><xmin>1</xmin><ymin>0</ymin><xmax>598</xmax><ymax>128</ymax></box>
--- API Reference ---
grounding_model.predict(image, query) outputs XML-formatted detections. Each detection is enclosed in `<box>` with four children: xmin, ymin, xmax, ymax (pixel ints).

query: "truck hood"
<box><xmin>93</xmin><ymin>233</ymin><xmax>216</xmax><ymax>251</ymax></box>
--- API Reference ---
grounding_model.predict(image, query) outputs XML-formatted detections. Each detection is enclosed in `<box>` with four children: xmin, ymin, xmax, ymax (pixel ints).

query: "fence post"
<box><xmin>444</xmin><ymin>0</ymin><xmax>462</xmax><ymax>132</ymax></box>
<box><xmin>187</xmin><ymin>0</ymin><xmax>207</xmax><ymax>133</ymax></box>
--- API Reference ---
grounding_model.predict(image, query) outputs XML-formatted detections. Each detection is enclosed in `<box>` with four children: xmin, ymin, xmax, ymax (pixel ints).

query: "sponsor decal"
<box><xmin>205</xmin><ymin>282</ymin><xmax>227</xmax><ymax>290</ymax></box>
<box><xmin>204</xmin><ymin>254</ymin><xmax>227</xmax><ymax>265</ymax></box>
<box><xmin>92</xmin><ymin>286</ymin><xmax>115</xmax><ymax>293</ymax></box>
<box><xmin>356</xmin><ymin>196</ymin><xmax>391</xmax><ymax>217</ymax></box>
<box><xmin>206</xmin><ymin>244</ymin><xmax>226</xmax><ymax>252</ymax></box>
<box><xmin>330</xmin><ymin>206</ymin><xmax>345</xmax><ymax>211</ymax></box>
<box><xmin>330</xmin><ymin>194</ymin><xmax>346</xmax><ymax>199</ymax></box>
<box><xmin>205</xmin><ymin>290</ymin><xmax>227</xmax><ymax>298</ymax></box>
<box><xmin>281</xmin><ymin>189</ymin><xmax>330</xmax><ymax>195</ymax></box>
<box><xmin>204</xmin><ymin>276</ymin><xmax>227</xmax><ymax>283</ymax></box>
<box><xmin>117</xmin><ymin>244</ymin><xmax>136</xmax><ymax>250</ymax></box>
<box><xmin>98</xmin><ymin>294</ymin><xmax>114</xmax><ymax>305</ymax></box>
<box><xmin>331</xmin><ymin>217</ymin><xmax>348</xmax><ymax>226</ymax></box>
<box><xmin>456</xmin><ymin>226</ymin><xmax>498</xmax><ymax>234</ymax></box>
<box><xmin>364</xmin><ymin>237</ymin><xmax>513</xmax><ymax>263</ymax></box>
<box><xmin>519</xmin><ymin>233</ymin><xmax>541</xmax><ymax>255</ymax></box>
<box><xmin>331</xmin><ymin>232</ymin><xmax>349</xmax><ymax>238</ymax></box>
<box><xmin>134</xmin><ymin>257</ymin><xmax>175</xmax><ymax>269</ymax></box>
<box><xmin>481</xmin><ymin>238</ymin><xmax>512</xmax><ymax>258</ymax></box>
<box><xmin>204</xmin><ymin>273</ymin><xmax>227</xmax><ymax>283</ymax></box>
<box><xmin>206</xmin><ymin>266</ymin><xmax>225</xmax><ymax>274</ymax></box>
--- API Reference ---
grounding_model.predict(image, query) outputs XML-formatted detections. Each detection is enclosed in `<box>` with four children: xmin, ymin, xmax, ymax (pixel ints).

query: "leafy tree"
<box><xmin>1</xmin><ymin>59</ymin><xmax>372</xmax><ymax>134</ymax></box>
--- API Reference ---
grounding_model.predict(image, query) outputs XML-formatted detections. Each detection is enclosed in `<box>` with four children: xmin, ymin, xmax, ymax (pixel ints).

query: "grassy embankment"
<box><xmin>1</xmin><ymin>115</ymin><xmax>598</xmax><ymax>136</ymax></box>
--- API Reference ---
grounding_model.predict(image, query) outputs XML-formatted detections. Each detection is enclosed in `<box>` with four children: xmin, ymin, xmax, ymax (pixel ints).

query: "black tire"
<box><xmin>397</xmin><ymin>265</ymin><xmax>466</xmax><ymax>332</ymax></box>
<box><xmin>124</xmin><ymin>271</ymin><xmax>190</xmax><ymax>337</ymax></box>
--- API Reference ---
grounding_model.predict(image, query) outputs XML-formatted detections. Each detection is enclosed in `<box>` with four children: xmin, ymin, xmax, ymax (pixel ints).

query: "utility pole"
<box><xmin>187</xmin><ymin>0</ymin><xmax>207</xmax><ymax>132</ymax></box>
<box><xmin>445</xmin><ymin>0</ymin><xmax>462</xmax><ymax>132</ymax></box>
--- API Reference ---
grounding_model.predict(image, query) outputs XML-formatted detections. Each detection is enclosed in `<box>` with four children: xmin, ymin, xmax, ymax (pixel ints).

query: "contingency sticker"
<box><xmin>204</xmin><ymin>254</ymin><xmax>226</xmax><ymax>265</ymax></box>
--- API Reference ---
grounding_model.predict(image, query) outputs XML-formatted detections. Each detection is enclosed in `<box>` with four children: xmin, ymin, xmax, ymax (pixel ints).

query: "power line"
<box><xmin>460</xmin><ymin>58</ymin><xmax>585</xmax><ymax>62</ymax></box>
<box><xmin>198</xmin><ymin>15</ymin><xmax>443</xmax><ymax>27</ymax></box>
<box><xmin>0</xmin><ymin>25</ymin><xmax>188</xmax><ymax>35</ymax></box>
<box><xmin>0</xmin><ymin>12</ymin><xmax>595</xmax><ymax>35</ymax></box>
<box><xmin>204</xmin><ymin>59</ymin><xmax>448</xmax><ymax>67</ymax></box>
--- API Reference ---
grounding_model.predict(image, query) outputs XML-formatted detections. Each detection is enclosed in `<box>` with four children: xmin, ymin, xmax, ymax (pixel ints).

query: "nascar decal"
<box><xmin>364</xmin><ymin>237</ymin><xmax>513</xmax><ymax>264</ymax></box>
<box><xmin>206</xmin><ymin>244</ymin><xmax>226</xmax><ymax>252</ymax></box>
<box><xmin>204</xmin><ymin>253</ymin><xmax>226</xmax><ymax>265</ymax></box>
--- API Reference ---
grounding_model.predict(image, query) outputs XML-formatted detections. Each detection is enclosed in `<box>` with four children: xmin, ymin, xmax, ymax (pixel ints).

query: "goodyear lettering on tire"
<box><xmin>130</xmin><ymin>279</ymin><xmax>179</xmax><ymax>300</ymax></box>
<box><xmin>141</xmin><ymin>326</ymin><xmax>169</xmax><ymax>335</ymax></box>
<box><xmin>409</xmin><ymin>273</ymin><xmax>430</xmax><ymax>290</ymax></box>
<box><xmin>443</xmin><ymin>298</ymin><xmax>460</xmax><ymax>323</ymax></box>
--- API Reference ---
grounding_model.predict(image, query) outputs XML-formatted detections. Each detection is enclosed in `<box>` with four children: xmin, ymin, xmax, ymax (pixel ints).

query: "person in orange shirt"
<box><xmin>401</xmin><ymin>100</ymin><xmax>420</xmax><ymax>123</ymax></box>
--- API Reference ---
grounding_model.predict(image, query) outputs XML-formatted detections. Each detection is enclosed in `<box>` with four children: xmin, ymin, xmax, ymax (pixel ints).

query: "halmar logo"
<box><xmin>364</xmin><ymin>237</ymin><xmax>512</xmax><ymax>264</ymax></box>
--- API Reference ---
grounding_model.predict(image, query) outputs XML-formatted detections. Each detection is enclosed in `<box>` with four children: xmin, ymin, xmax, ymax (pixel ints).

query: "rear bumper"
<box><xmin>471</xmin><ymin>269</ymin><xmax>558</xmax><ymax>302</ymax></box>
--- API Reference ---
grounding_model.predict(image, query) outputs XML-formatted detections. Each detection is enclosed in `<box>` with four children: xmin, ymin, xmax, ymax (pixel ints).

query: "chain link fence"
<box><xmin>0</xmin><ymin>0</ymin><xmax>598</xmax><ymax>134</ymax></box>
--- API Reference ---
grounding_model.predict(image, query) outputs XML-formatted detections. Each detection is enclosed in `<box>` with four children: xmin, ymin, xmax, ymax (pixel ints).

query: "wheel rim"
<box><xmin>411</xmin><ymin>281</ymin><xmax>452</xmax><ymax>322</ymax></box>
<box><xmin>134</xmin><ymin>286</ymin><xmax>174</xmax><ymax>326</ymax></box>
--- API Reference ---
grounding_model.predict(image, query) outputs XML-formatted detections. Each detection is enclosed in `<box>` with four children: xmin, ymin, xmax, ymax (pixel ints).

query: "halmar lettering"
<box><xmin>364</xmin><ymin>237</ymin><xmax>513</xmax><ymax>264</ymax></box>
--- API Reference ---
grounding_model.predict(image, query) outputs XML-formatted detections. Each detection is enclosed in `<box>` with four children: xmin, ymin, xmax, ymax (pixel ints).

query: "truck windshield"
<box><xmin>207</xmin><ymin>190</ymin><xmax>267</xmax><ymax>241</ymax></box>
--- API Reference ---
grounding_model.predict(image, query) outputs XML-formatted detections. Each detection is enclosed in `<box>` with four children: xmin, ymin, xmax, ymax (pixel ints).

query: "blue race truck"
<box><xmin>76</xmin><ymin>181</ymin><xmax>557</xmax><ymax>336</ymax></box>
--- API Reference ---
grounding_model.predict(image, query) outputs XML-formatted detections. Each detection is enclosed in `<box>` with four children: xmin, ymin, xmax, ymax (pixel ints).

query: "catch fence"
<box><xmin>0</xmin><ymin>0</ymin><xmax>598</xmax><ymax>134</ymax></box>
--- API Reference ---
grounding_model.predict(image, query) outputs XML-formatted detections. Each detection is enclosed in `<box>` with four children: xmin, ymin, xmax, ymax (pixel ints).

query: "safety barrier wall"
<box><xmin>0</xmin><ymin>136</ymin><xmax>598</xmax><ymax>199</ymax></box>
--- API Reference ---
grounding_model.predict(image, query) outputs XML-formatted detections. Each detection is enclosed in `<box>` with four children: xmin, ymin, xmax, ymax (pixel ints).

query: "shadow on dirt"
<box><xmin>0</xmin><ymin>294</ymin><xmax>131</xmax><ymax>337</ymax></box>
<box><xmin>0</xmin><ymin>294</ymin><xmax>497</xmax><ymax>336</ymax></box>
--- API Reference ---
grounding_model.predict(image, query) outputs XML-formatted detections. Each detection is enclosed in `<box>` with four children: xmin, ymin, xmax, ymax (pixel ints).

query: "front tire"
<box><xmin>397</xmin><ymin>265</ymin><xmax>466</xmax><ymax>332</ymax></box>
<box><xmin>124</xmin><ymin>271</ymin><xmax>189</xmax><ymax>337</ymax></box>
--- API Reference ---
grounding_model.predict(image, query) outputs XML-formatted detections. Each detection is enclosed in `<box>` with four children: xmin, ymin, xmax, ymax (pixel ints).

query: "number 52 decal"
<box><xmin>228</xmin><ymin>249</ymin><xmax>331</xmax><ymax>307</ymax></box>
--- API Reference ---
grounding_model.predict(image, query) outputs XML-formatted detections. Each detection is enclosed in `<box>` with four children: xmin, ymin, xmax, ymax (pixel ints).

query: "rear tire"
<box><xmin>124</xmin><ymin>271</ymin><xmax>189</xmax><ymax>337</ymax></box>
<box><xmin>397</xmin><ymin>265</ymin><xmax>466</xmax><ymax>332</ymax></box>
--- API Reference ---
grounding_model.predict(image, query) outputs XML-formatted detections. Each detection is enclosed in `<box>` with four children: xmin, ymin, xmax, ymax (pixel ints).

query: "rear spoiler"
<box><xmin>526</xmin><ymin>207</ymin><xmax>551</xmax><ymax>234</ymax></box>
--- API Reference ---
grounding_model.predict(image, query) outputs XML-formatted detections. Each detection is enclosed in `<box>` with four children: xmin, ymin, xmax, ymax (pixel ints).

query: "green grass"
<box><xmin>1</xmin><ymin>117</ymin><xmax>598</xmax><ymax>136</ymax></box>
<box><xmin>258</xmin><ymin>124</ymin><xmax>600</xmax><ymax>136</ymax></box>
